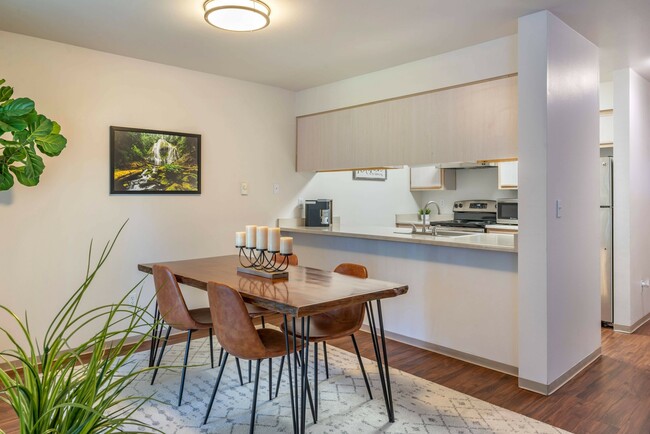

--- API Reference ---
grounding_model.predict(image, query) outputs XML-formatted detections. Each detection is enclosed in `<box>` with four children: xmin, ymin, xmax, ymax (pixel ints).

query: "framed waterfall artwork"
<box><xmin>109</xmin><ymin>126</ymin><xmax>201</xmax><ymax>194</ymax></box>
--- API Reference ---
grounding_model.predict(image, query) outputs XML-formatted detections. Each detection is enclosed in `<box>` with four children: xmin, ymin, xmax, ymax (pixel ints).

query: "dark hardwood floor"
<box><xmin>1</xmin><ymin>322</ymin><xmax>648</xmax><ymax>433</ymax></box>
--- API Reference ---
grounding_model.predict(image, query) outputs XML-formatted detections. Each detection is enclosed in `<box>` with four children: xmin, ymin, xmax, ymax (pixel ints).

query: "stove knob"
<box><xmin>458</xmin><ymin>203</ymin><xmax>463</xmax><ymax>208</ymax></box>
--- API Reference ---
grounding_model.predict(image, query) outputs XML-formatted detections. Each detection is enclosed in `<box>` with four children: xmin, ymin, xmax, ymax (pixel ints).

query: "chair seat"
<box><xmin>245</xmin><ymin>303</ymin><xmax>271</xmax><ymax>318</ymax></box>
<box><xmin>188</xmin><ymin>307</ymin><xmax>213</xmax><ymax>329</ymax></box>
<box><xmin>281</xmin><ymin>309</ymin><xmax>362</xmax><ymax>343</ymax></box>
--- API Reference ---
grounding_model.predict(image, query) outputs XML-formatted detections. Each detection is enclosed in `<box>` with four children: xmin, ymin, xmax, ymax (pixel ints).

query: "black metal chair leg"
<box><xmin>314</xmin><ymin>342</ymin><xmax>319</xmax><ymax>422</ymax></box>
<box><xmin>351</xmin><ymin>334</ymin><xmax>373</xmax><ymax>399</ymax></box>
<box><xmin>217</xmin><ymin>347</ymin><xmax>224</xmax><ymax>367</ymax></box>
<box><xmin>178</xmin><ymin>330</ymin><xmax>193</xmax><ymax>406</ymax></box>
<box><xmin>249</xmin><ymin>360</ymin><xmax>252</xmax><ymax>383</ymax></box>
<box><xmin>209</xmin><ymin>329</ymin><xmax>214</xmax><ymax>369</ymax></box>
<box><xmin>275</xmin><ymin>355</ymin><xmax>285</xmax><ymax>398</ymax></box>
<box><xmin>151</xmin><ymin>325</ymin><xmax>171</xmax><ymax>385</ymax></box>
<box><xmin>203</xmin><ymin>352</ymin><xmax>229</xmax><ymax>424</ymax></box>
<box><xmin>235</xmin><ymin>358</ymin><xmax>244</xmax><ymax>386</ymax></box>
<box><xmin>250</xmin><ymin>359</ymin><xmax>262</xmax><ymax>434</ymax></box>
<box><xmin>261</xmin><ymin>316</ymin><xmax>266</xmax><ymax>328</ymax></box>
<box><xmin>268</xmin><ymin>358</ymin><xmax>273</xmax><ymax>401</ymax></box>
<box><xmin>323</xmin><ymin>341</ymin><xmax>329</xmax><ymax>379</ymax></box>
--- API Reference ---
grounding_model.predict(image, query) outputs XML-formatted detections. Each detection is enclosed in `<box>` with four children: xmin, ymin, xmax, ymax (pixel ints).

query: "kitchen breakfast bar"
<box><xmin>280</xmin><ymin>222</ymin><xmax>519</xmax><ymax>375</ymax></box>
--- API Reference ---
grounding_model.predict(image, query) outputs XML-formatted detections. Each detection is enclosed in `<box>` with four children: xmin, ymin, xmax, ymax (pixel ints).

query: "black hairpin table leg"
<box><xmin>366</xmin><ymin>300</ymin><xmax>395</xmax><ymax>422</ymax></box>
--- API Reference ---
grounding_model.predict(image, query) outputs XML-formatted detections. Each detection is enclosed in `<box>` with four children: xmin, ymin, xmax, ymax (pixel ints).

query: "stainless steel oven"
<box><xmin>496</xmin><ymin>199</ymin><xmax>518</xmax><ymax>225</ymax></box>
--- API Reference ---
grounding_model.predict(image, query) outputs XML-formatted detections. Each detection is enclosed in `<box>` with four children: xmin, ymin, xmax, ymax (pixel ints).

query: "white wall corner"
<box><xmin>518</xmin><ymin>10</ymin><xmax>601</xmax><ymax>391</ymax></box>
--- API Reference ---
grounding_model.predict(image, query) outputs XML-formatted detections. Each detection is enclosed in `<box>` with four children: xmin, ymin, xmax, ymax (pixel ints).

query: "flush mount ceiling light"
<box><xmin>203</xmin><ymin>0</ymin><xmax>271</xmax><ymax>32</ymax></box>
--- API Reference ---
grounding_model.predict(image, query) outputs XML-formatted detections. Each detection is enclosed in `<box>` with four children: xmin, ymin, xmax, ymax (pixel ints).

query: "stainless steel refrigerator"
<box><xmin>600</xmin><ymin>157</ymin><xmax>614</xmax><ymax>324</ymax></box>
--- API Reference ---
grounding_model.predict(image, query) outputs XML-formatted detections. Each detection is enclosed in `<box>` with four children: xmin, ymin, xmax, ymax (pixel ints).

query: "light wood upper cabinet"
<box><xmin>498</xmin><ymin>160</ymin><xmax>518</xmax><ymax>190</ymax></box>
<box><xmin>296</xmin><ymin>75</ymin><xmax>518</xmax><ymax>172</ymax></box>
<box><xmin>410</xmin><ymin>165</ymin><xmax>456</xmax><ymax>190</ymax></box>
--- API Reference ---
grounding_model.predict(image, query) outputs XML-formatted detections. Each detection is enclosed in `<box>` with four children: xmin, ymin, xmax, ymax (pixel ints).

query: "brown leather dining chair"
<box><xmin>151</xmin><ymin>265</ymin><xmax>215</xmax><ymax>406</ymax></box>
<box><xmin>278</xmin><ymin>263</ymin><xmax>373</xmax><ymax>422</ymax></box>
<box><xmin>239</xmin><ymin>253</ymin><xmax>300</xmax><ymax>383</ymax></box>
<box><xmin>203</xmin><ymin>282</ymin><xmax>298</xmax><ymax>433</ymax></box>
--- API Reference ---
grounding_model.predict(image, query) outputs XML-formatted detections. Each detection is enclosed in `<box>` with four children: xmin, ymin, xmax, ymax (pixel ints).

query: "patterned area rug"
<box><xmin>121</xmin><ymin>336</ymin><xmax>569</xmax><ymax>433</ymax></box>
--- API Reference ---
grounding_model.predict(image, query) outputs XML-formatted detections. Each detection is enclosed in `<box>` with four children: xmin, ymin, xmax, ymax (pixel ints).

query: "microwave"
<box><xmin>497</xmin><ymin>199</ymin><xmax>518</xmax><ymax>225</ymax></box>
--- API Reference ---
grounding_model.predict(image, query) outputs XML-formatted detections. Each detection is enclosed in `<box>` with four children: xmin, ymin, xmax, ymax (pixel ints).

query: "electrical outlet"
<box><xmin>240</xmin><ymin>182</ymin><xmax>249</xmax><ymax>196</ymax></box>
<box><xmin>556</xmin><ymin>200</ymin><xmax>562</xmax><ymax>218</ymax></box>
<box><xmin>298</xmin><ymin>198</ymin><xmax>305</xmax><ymax>208</ymax></box>
<box><xmin>127</xmin><ymin>293</ymin><xmax>138</xmax><ymax>306</ymax></box>
<box><xmin>273</xmin><ymin>183</ymin><xmax>280</xmax><ymax>194</ymax></box>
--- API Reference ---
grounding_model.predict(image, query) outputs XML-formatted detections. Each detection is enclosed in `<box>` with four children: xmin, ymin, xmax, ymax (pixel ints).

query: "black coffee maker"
<box><xmin>305</xmin><ymin>199</ymin><xmax>333</xmax><ymax>227</ymax></box>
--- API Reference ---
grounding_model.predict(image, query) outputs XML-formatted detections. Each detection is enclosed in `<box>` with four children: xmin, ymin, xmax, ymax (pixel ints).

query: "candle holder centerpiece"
<box><xmin>235</xmin><ymin>225</ymin><xmax>293</xmax><ymax>280</ymax></box>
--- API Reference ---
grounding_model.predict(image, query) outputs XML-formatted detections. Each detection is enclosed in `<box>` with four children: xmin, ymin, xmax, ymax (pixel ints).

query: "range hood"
<box><xmin>435</xmin><ymin>161</ymin><xmax>498</xmax><ymax>169</ymax></box>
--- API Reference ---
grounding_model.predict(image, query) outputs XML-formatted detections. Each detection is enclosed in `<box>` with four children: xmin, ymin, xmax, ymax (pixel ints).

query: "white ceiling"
<box><xmin>0</xmin><ymin>0</ymin><xmax>649</xmax><ymax>90</ymax></box>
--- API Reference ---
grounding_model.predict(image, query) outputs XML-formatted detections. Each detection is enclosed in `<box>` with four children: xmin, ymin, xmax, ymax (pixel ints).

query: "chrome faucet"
<box><xmin>421</xmin><ymin>201</ymin><xmax>441</xmax><ymax>233</ymax></box>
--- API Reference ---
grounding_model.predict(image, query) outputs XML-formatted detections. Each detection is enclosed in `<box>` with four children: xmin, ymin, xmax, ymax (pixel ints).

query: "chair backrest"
<box><xmin>330</xmin><ymin>263</ymin><xmax>368</xmax><ymax>328</ymax></box>
<box><xmin>334</xmin><ymin>263</ymin><xmax>368</xmax><ymax>279</ymax></box>
<box><xmin>272</xmin><ymin>253</ymin><xmax>299</xmax><ymax>266</ymax></box>
<box><xmin>207</xmin><ymin>282</ymin><xmax>267</xmax><ymax>360</ymax></box>
<box><xmin>152</xmin><ymin>265</ymin><xmax>196</xmax><ymax>330</ymax></box>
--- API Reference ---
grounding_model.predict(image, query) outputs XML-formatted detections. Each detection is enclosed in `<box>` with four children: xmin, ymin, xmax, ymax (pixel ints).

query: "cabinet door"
<box><xmin>296</xmin><ymin>75</ymin><xmax>518</xmax><ymax>172</ymax></box>
<box><xmin>600</xmin><ymin>112</ymin><xmax>613</xmax><ymax>145</ymax></box>
<box><xmin>410</xmin><ymin>165</ymin><xmax>456</xmax><ymax>190</ymax></box>
<box><xmin>498</xmin><ymin>161</ymin><xmax>518</xmax><ymax>190</ymax></box>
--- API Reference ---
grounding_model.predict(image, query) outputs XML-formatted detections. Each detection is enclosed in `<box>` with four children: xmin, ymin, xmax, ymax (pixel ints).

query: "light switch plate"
<box><xmin>273</xmin><ymin>183</ymin><xmax>280</xmax><ymax>194</ymax></box>
<box><xmin>556</xmin><ymin>200</ymin><xmax>562</xmax><ymax>218</ymax></box>
<box><xmin>240</xmin><ymin>182</ymin><xmax>248</xmax><ymax>196</ymax></box>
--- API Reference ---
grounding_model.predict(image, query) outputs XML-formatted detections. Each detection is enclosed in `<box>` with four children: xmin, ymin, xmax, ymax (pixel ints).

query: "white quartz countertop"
<box><xmin>280</xmin><ymin>224</ymin><xmax>517</xmax><ymax>253</ymax></box>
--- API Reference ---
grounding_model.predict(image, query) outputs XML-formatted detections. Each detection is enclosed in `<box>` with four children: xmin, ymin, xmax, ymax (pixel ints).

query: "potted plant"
<box><xmin>0</xmin><ymin>224</ymin><xmax>160</xmax><ymax>433</ymax></box>
<box><xmin>418</xmin><ymin>207</ymin><xmax>432</xmax><ymax>224</ymax></box>
<box><xmin>0</xmin><ymin>78</ymin><xmax>67</xmax><ymax>191</ymax></box>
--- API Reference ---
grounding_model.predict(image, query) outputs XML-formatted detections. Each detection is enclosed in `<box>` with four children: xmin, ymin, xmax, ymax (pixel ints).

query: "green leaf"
<box><xmin>36</xmin><ymin>133</ymin><xmax>67</xmax><ymax>157</ymax></box>
<box><xmin>0</xmin><ymin>164</ymin><xmax>13</xmax><ymax>190</ymax></box>
<box><xmin>3</xmin><ymin>144</ymin><xmax>27</xmax><ymax>164</ymax></box>
<box><xmin>24</xmin><ymin>147</ymin><xmax>44</xmax><ymax>179</ymax></box>
<box><xmin>51</xmin><ymin>121</ymin><xmax>61</xmax><ymax>135</ymax></box>
<box><xmin>0</xmin><ymin>115</ymin><xmax>27</xmax><ymax>132</ymax></box>
<box><xmin>0</xmin><ymin>97</ymin><xmax>35</xmax><ymax>117</ymax></box>
<box><xmin>9</xmin><ymin>165</ymin><xmax>38</xmax><ymax>186</ymax></box>
<box><xmin>0</xmin><ymin>86</ymin><xmax>13</xmax><ymax>103</ymax></box>
<box><xmin>27</xmin><ymin>115</ymin><xmax>53</xmax><ymax>141</ymax></box>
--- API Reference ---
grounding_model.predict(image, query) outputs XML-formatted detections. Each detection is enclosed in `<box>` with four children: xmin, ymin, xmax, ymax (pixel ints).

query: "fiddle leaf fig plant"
<box><xmin>0</xmin><ymin>78</ymin><xmax>67</xmax><ymax>191</ymax></box>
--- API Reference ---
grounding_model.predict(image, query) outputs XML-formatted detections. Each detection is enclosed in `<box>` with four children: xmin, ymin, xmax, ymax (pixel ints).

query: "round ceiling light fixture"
<box><xmin>203</xmin><ymin>0</ymin><xmax>271</xmax><ymax>32</ymax></box>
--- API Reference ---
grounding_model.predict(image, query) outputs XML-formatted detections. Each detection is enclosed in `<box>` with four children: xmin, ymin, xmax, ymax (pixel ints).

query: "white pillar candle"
<box><xmin>256</xmin><ymin>226</ymin><xmax>269</xmax><ymax>250</ymax></box>
<box><xmin>235</xmin><ymin>231</ymin><xmax>246</xmax><ymax>247</ymax></box>
<box><xmin>268</xmin><ymin>228</ymin><xmax>281</xmax><ymax>252</ymax></box>
<box><xmin>280</xmin><ymin>237</ymin><xmax>293</xmax><ymax>255</ymax></box>
<box><xmin>245</xmin><ymin>225</ymin><xmax>257</xmax><ymax>248</ymax></box>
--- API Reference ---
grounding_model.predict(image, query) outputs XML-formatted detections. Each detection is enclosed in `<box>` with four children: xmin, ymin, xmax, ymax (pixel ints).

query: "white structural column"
<box><xmin>612</xmin><ymin>69</ymin><xmax>650</xmax><ymax>333</ymax></box>
<box><xmin>518</xmin><ymin>11</ymin><xmax>601</xmax><ymax>394</ymax></box>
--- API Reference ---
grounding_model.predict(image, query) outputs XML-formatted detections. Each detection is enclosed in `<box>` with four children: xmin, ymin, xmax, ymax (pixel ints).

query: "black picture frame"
<box><xmin>109</xmin><ymin>126</ymin><xmax>201</xmax><ymax>194</ymax></box>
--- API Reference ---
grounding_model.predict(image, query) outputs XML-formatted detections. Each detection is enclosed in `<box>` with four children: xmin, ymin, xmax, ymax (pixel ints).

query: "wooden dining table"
<box><xmin>138</xmin><ymin>255</ymin><xmax>408</xmax><ymax>434</ymax></box>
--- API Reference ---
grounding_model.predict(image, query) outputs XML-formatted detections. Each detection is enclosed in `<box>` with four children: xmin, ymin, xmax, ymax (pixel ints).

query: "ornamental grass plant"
<box><xmin>0</xmin><ymin>224</ymin><xmax>160</xmax><ymax>433</ymax></box>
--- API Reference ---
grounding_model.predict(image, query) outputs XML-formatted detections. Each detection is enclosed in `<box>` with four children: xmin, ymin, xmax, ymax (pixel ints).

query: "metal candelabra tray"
<box><xmin>236</xmin><ymin>247</ymin><xmax>293</xmax><ymax>279</ymax></box>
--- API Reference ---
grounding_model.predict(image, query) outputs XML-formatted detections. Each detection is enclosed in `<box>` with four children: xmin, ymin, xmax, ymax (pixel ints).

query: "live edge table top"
<box><xmin>138</xmin><ymin>255</ymin><xmax>408</xmax><ymax>317</ymax></box>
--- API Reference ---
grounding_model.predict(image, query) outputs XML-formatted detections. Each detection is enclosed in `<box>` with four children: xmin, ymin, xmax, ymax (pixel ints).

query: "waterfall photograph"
<box><xmin>109</xmin><ymin>126</ymin><xmax>201</xmax><ymax>194</ymax></box>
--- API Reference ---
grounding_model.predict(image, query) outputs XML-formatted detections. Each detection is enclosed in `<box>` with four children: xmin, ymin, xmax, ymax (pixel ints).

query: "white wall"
<box><xmin>296</xmin><ymin>35</ymin><xmax>517</xmax><ymax>116</ymax></box>
<box><xmin>0</xmin><ymin>31</ymin><xmax>302</xmax><ymax>349</ymax></box>
<box><xmin>420</xmin><ymin>168</ymin><xmax>517</xmax><ymax>215</ymax></box>
<box><xmin>518</xmin><ymin>11</ymin><xmax>601</xmax><ymax>391</ymax></box>
<box><xmin>613</xmin><ymin>69</ymin><xmax>650</xmax><ymax>330</ymax></box>
<box><xmin>292</xmin><ymin>35</ymin><xmax>519</xmax><ymax>227</ymax></box>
